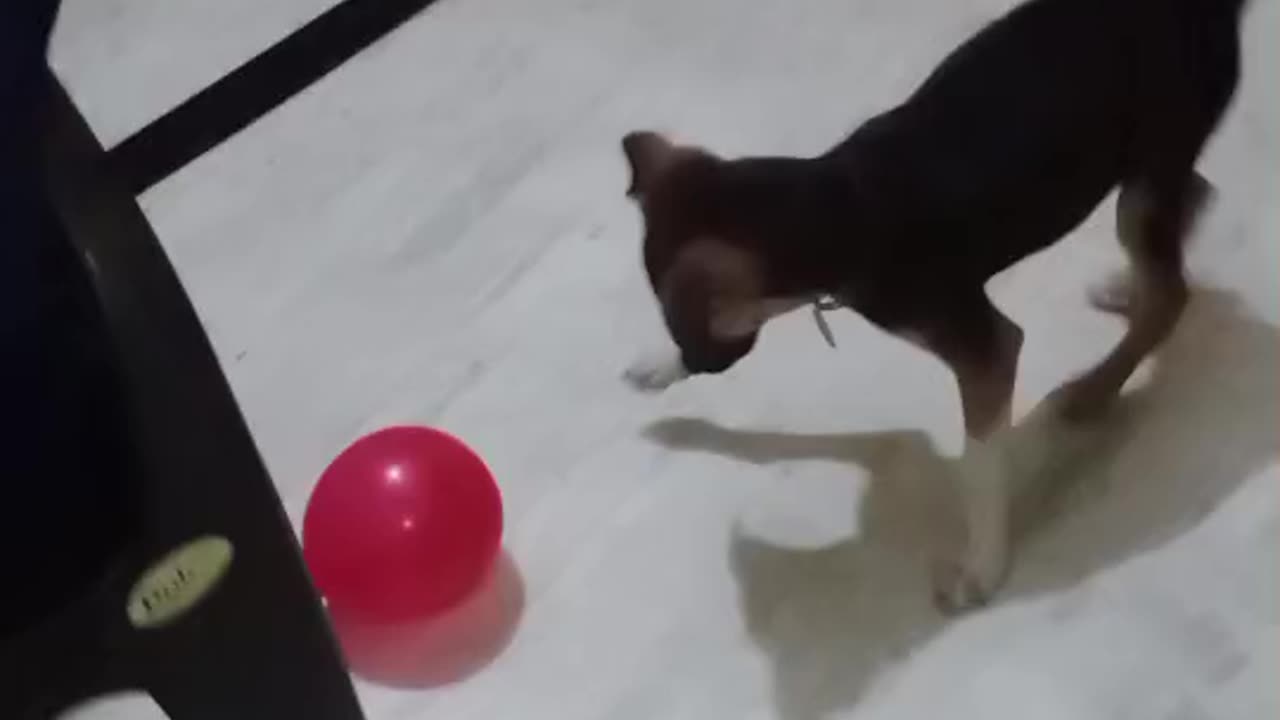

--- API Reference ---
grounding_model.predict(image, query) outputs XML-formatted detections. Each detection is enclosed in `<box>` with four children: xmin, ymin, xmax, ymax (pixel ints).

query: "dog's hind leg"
<box><xmin>1057</xmin><ymin>170</ymin><xmax>1211</xmax><ymax>422</ymax></box>
<box><xmin>1088</xmin><ymin>171</ymin><xmax>1212</xmax><ymax>316</ymax></box>
<box><xmin>1062</xmin><ymin>10</ymin><xmax>1239</xmax><ymax>420</ymax></box>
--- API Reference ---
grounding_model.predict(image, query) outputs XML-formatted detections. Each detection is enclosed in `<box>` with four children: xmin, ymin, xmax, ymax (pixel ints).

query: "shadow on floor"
<box><xmin>644</xmin><ymin>287</ymin><xmax>1279</xmax><ymax>720</ymax></box>
<box><xmin>329</xmin><ymin>549</ymin><xmax>525</xmax><ymax>689</ymax></box>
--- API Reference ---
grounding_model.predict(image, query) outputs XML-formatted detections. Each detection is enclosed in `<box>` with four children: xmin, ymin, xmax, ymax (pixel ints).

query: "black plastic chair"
<box><xmin>0</xmin><ymin>73</ymin><xmax>366</xmax><ymax>720</ymax></box>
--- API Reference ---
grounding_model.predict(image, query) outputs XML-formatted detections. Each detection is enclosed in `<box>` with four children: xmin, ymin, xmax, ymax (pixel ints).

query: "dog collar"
<box><xmin>811</xmin><ymin>295</ymin><xmax>842</xmax><ymax>348</ymax></box>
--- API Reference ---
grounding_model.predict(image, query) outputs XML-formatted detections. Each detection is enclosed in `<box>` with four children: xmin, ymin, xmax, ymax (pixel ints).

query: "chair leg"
<box><xmin>0</xmin><ymin>573</ymin><xmax>137</xmax><ymax>720</ymax></box>
<box><xmin>146</xmin><ymin>603</ymin><xmax>365</xmax><ymax>720</ymax></box>
<box><xmin>135</xmin><ymin>523</ymin><xmax>364</xmax><ymax>720</ymax></box>
<box><xmin>35</xmin><ymin>67</ymin><xmax>365</xmax><ymax>720</ymax></box>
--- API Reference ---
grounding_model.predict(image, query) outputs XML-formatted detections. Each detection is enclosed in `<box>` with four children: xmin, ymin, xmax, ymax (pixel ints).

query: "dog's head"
<box><xmin>622</xmin><ymin>131</ymin><xmax>784</xmax><ymax>377</ymax></box>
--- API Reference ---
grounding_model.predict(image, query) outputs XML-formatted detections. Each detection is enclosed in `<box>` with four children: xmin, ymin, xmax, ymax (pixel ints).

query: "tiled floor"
<box><xmin>52</xmin><ymin>0</ymin><xmax>1279</xmax><ymax>718</ymax></box>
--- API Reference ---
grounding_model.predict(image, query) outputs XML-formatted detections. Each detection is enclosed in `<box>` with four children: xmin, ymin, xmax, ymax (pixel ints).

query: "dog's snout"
<box><xmin>679</xmin><ymin>333</ymin><xmax>758</xmax><ymax>375</ymax></box>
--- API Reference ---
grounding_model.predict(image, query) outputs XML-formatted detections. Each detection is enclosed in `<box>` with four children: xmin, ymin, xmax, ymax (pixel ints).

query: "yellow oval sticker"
<box><xmin>127</xmin><ymin>536</ymin><xmax>234</xmax><ymax>629</ymax></box>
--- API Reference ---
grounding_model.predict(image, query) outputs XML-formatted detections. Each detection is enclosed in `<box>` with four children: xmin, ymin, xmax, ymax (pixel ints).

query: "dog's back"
<box><xmin>825</xmin><ymin>0</ymin><xmax>1245</xmax><ymax>286</ymax></box>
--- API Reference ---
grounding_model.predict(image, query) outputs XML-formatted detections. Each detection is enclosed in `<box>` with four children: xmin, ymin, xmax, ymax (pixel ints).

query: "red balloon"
<box><xmin>303</xmin><ymin>426</ymin><xmax>503</xmax><ymax>621</ymax></box>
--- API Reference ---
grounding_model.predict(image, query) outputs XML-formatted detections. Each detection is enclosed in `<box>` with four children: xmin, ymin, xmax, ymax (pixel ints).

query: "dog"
<box><xmin>621</xmin><ymin>0</ymin><xmax>1246</xmax><ymax>612</ymax></box>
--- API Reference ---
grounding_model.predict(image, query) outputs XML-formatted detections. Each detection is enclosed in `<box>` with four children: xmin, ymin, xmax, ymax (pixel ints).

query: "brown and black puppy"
<box><xmin>622</xmin><ymin>0</ymin><xmax>1245</xmax><ymax>611</ymax></box>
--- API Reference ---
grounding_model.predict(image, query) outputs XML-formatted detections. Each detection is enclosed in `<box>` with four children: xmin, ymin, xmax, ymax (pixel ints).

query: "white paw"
<box><xmin>936</xmin><ymin>437</ymin><xmax>1011</xmax><ymax>614</ymax></box>
<box><xmin>932</xmin><ymin>557</ymin><xmax>1006</xmax><ymax>614</ymax></box>
<box><xmin>1088</xmin><ymin>270</ymin><xmax>1135</xmax><ymax>316</ymax></box>
<box><xmin>623</xmin><ymin>351</ymin><xmax>688</xmax><ymax>393</ymax></box>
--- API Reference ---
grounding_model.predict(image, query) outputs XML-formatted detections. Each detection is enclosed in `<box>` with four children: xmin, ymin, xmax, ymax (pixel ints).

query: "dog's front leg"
<box><xmin>624</xmin><ymin>347</ymin><xmax>689</xmax><ymax>392</ymax></box>
<box><xmin>924</xmin><ymin>297</ymin><xmax>1023</xmax><ymax>613</ymax></box>
<box><xmin>936</xmin><ymin>421</ymin><xmax>1012</xmax><ymax>613</ymax></box>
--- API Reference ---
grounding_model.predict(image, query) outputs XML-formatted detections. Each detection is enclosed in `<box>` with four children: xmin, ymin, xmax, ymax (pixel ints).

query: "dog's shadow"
<box><xmin>644</xmin><ymin>287</ymin><xmax>1279</xmax><ymax>720</ymax></box>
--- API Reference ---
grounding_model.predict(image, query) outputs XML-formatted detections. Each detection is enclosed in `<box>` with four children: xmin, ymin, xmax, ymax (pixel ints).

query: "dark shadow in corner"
<box><xmin>644</xmin><ymin>288</ymin><xmax>1279</xmax><ymax>720</ymax></box>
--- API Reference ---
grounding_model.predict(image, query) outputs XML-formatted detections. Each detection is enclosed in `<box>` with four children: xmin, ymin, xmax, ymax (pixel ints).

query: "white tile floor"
<box><xmin>52</xmin><ymin>0</ymin><xmax>1279</xmax><ymax>718</ymax></box>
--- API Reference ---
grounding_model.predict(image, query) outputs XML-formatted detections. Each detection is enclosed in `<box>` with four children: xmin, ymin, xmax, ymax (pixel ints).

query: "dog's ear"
<box><xmin>664</xmin><ymin>239</ymin><xmax>766</xmax><ymax>340</ymax></box>
<box><xmin>622</xmin><ymin>131</ymin><xmax>676</xmax><ymax>199</ymax></box>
